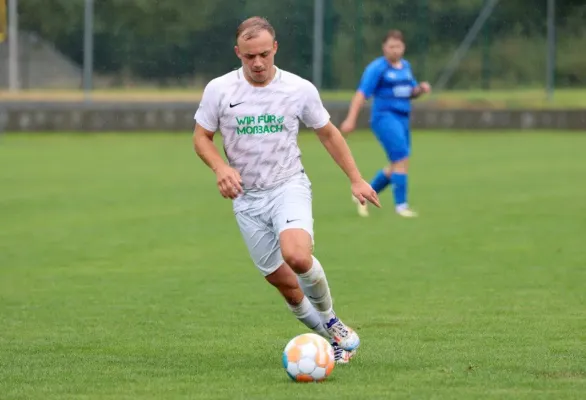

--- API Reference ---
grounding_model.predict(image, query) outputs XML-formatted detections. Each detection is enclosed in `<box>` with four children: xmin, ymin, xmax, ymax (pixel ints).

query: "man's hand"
<box><xmin>340</xmin><ymin>91</ymin><xmax>366</xmax><ymax>137</ymax></box>
<box><xmin>340</xmin><ymin>118</ymin><xmax>356</xmax><ymax>136</ymax></box>
<box><xmin>214</xmin><ymin>164</ymin><xmax>243</xmax><ymax>199</ymax></box>
<box><xmin>351</xmin><ymin>179</ymin><xmax>381</xmax><ymax>208</ymax></box>
<box><xmin>413</xmin><ymin>82</ymin><xmax>432</xmax><ymax>98</ymax></box>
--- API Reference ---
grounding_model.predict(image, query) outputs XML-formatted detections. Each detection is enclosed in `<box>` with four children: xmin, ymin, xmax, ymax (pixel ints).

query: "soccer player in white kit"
<box><xmin>193</xmin><ymin>17</ymin><xmax>380</xmax><ymax>364</ymax></box>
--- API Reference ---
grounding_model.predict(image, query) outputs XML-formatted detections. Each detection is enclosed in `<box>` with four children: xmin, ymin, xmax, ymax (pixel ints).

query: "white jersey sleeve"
<box><xmin>194</xmin><ymin>80</ymin><xmax>221</xmax><ymax>132</ymax></box>
<box><xmin>299</xmin><ymin>81</ymin><xmax>330</xmax><ymax>130</ymax></box>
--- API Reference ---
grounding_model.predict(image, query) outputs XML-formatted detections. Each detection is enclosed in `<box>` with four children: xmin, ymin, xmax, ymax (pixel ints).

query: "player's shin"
<box><xmin>286</xmin><ymin>296</ymin><xmax>331</xmax><ymax>340</ymax></box>
<box><xmin>296</xmin><ymin>256</ymin><xmax>336</xmax><ymax>322</ymax></box>
<box><xmin>391</xmin><ymin>171</ymin><xmax>407</xmax><ymax>208</ymax></box>
<box><xmin>370</xmin><ymin>169</ymin><xmax>391</xmax><ymax>193</ymax></box>
<box><xmin>298</xmin><ymin>256</ymin><xmax>361</xmax><ymax>351</ymax></box>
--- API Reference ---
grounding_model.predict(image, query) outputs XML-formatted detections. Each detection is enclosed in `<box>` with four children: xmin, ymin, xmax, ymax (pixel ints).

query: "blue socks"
<box><xmin>391</xmin><ymin>172</ymin><xmax>407</xmax><ymax>207</ymax></box>
<box><xmin>370</xmin><ymin>169</ymin><xmax>409</xmax><ymax>208</ymax></box>
<box><xmin>370</xmin><ymin>169</ymin><xmax>391</xmax><ymax>193</ymax></box>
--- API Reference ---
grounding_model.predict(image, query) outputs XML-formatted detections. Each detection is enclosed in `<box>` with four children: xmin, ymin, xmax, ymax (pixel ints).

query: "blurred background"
<box><xmin>1</xmin><ymin>0</ymin><xmax>584</xmax><ymax>109</ymax></box>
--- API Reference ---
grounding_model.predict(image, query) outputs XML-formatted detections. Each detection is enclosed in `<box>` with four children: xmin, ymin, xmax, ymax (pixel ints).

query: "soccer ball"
<box><xmin>282</xmin><ymin>333</ymin><xmax>335</xmax><ymax>382</ymax></box>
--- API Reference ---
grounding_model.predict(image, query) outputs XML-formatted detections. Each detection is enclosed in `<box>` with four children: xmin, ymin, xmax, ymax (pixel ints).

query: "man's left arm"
<box><xmin>411</xmin><ymin>83</ymin><xmax>432</xmax><ymax>99</ymax></box>
<box><xmin>300</xmin><ymin>81</ymin><xmax>380</xmax><ymax>207</ymax></box>
<box><xmin>314</xmin><ymin>121</ymin><xmax>363</xmax><ymax>184</ymax></box>
<box><xmin>409</xmin><ymin>66</ymin><xmax>431</xmax><ymax>99</ymax></box>
<box><xmin>314</xmin><ymin>122</ymin><xmax>380</xmax><ymax>208</ymax></box>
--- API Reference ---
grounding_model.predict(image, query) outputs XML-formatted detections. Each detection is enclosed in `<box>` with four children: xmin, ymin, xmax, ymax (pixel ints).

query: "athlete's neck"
<box><xmin>245</xmin><ymin>66</ymin><xmax>277</xmax><ymax>87</ymax></box>
<box><xmin>388</xmin><ymin>59</ymin><xmax>403</xmax><ymax>69</ymax></box>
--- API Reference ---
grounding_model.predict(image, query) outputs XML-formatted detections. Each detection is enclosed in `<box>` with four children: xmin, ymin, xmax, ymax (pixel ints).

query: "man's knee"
<box><xmin>282</xmin><ymin>251</ymin><xmax>313</xmax><ymax>274</ymax></box>
<box><xmin>279</xmin><ymin>228</ymin><xmax>313</xmax><ymax>274</ymax></box>
<box><xmin>383</xmin><ymin>164</ymin><xmax>393</xmax><ymax>176</ymax></box>
<box><xmin>391</xmin><ymin>157</ymin><xmax>409</xmax><ymax>173</ymax></box>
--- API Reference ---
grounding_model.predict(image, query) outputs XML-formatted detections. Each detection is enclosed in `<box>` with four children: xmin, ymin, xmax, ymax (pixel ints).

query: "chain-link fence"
<box><xmin>1</xmin><ymin>0</ymin><xmax>584</xmax><ymax>92</ymax></box>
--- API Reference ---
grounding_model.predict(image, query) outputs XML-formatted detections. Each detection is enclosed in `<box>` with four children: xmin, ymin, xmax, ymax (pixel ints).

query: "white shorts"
<box><xmin>234</xmin><ymin>172</ymin><xmax>314</xmax><ymax>276</ymax></box>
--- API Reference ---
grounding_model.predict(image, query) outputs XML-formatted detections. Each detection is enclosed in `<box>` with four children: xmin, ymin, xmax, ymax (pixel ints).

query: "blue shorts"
<box><xmin>370</xmin><ymin>112</ymin><xmax>411</xmax><ymax>162</ymax></box>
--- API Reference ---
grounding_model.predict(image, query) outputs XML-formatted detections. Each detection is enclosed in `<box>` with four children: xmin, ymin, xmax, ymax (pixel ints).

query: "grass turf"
<box><xmin>1</xmin><ymin>130</ymin><xmax>585</xmax><ymax>399</ymax></box>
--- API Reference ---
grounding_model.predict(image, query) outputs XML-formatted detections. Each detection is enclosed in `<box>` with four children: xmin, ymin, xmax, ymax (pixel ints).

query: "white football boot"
<box><xmin>331</xmin><ymin>341</ymin><xmax>356</xmax><ymax>364</ymax></box>
<box><xmin>352</xmin><ymin>195</ymin><xmax>369</xmax><ymax>217</ymax></box>
<box><xmin>324</xmin><ymin>316</ymin><xmax>360</xmax><ymax>351</ymax></box>
<box><xmin>396</xmin><ymin>204</ymin><xmax>418</xmax><ymax>218</ymax></box>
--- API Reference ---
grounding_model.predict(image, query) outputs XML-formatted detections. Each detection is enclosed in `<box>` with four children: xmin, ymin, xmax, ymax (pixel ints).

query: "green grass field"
<box><xmin>2</xmin><ymin>88</ymin><xmax>586</xmax><ymax>109</ymax></box>
<box><xmin>1</xmin><ymin>131</ymin><xmax>586</xmax><ymax>399</ymax></box>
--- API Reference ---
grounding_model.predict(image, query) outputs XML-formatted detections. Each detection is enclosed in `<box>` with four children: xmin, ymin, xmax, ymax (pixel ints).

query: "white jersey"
<box><xmin>194</xmin><ymin>66</ymin><xmax>330</xmax><ymax>191</ymax></box>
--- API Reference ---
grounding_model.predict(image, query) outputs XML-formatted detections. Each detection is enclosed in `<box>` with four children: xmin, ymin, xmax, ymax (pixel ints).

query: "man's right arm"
<box><xmin>341</xmin><ymin>61</ymin><xmax>384</xmax><ymax>134</ymax></box>
<box><xmin>341</xmin><ymin>91</ymin><xmax>367</xmax><ymax>133</ymax></box>
<box><xmin>192</xmin><ymin>82</ymin><xmax>244</xmax><ymax>201</ymax></box>
<box><xmin>193</xmin><ymin>80</ymin><xmax>227</xmax><ymax>173</ymax></box>
<box><xmin>193</xmin><ymin>124</ymin><xmax>227</xmax><ymax>173</ymax></box>
<box><xmin>193</xmin><ymin>123</ymin><xmax>243</xmax><ymax>199</ymax></box>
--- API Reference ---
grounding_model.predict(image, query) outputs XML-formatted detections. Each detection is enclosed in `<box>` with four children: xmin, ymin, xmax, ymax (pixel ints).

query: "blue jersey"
<box><xmin>357</xmin><ymin>57</ymin><xmax>418</xmax><ymax>116</ymax></box>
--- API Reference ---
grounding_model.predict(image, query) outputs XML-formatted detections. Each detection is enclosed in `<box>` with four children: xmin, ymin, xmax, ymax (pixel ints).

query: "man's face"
<box><xmin>382</xmin><ymin>38</ymin><xmax>405</xmax><ymax>62</ymax></box>
<box><xmin>235</xmin><ymin>29</ymin><xmax>278</xmax><ymax>84</ymax></box>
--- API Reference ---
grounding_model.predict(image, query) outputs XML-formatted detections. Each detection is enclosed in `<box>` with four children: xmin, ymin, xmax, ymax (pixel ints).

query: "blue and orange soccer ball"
<box><xmin>282</xmin><ymin>333</ymin><xmax>335</xmax><ymax>382</ymax></box>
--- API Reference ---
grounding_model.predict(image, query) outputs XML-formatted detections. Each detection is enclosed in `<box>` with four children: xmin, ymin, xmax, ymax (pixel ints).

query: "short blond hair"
<box><xmin>236</xmin><ymin>17</ymin><xmax>276</xmax><ymax>42</ymax></box>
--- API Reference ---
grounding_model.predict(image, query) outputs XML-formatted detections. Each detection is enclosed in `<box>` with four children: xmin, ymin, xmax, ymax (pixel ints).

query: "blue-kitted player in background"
<box><xmin>341</xmin><ymin>29</ymin><xmax>431</xmax><ymax>218</ymax></box>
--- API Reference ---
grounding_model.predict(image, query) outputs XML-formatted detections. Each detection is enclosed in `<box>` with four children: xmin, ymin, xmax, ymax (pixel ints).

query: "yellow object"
<box><xmin>0</xmin><ymin>0</ymin><xmax>6</xmax><ymax>43</ymax></box>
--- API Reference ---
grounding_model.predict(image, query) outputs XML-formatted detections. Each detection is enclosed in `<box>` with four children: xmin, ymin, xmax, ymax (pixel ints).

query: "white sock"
<box><xmin>396</xmin><ymin>203</ymin><xmax>408</xmax><ymax>211</ymax></box>
<box><xmin>297</xmin><ymin>256</ymin><xmax>336</xmax><ymax>322</ymax></box>
<box><xmin>287</xmin><ymin>296</ymin><xmax>331</xmax><ymax>340</ymax></box>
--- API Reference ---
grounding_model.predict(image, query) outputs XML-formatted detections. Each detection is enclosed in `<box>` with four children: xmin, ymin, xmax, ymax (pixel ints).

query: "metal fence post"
<box><xmin>546</xmin><ymin>0</ymin><xmax>556</xmax><ymax>102</ymax></box>
<box><xmin>312</xmin><ymin>0</ymin><xmax>324</xmax><ymax>89</ymax></box>
<box><xmin>83</xmin><ymin>0</ymin><xmax>94</xmax><ymax>101</ymax></box>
